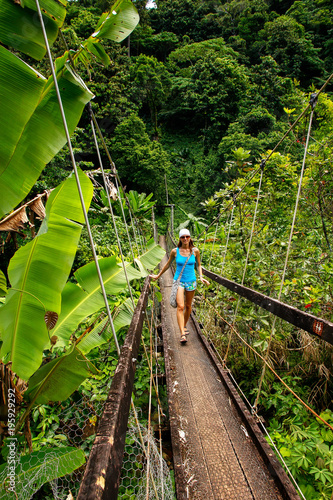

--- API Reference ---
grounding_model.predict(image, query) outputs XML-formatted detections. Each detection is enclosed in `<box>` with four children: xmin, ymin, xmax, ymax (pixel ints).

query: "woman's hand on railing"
<box><xmin>149</xmin><ymin>274</ymin><xmax>160</xmax><ymax>280</ymax></box>
<box><xmin>199</xmin><ymin>276</ymin><xmax>210</xmax><ymax>286</ymax></box>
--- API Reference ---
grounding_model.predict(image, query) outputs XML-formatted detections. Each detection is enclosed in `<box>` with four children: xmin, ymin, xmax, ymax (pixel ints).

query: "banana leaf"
<box><xmin>53</xmin><ymin>242</ymin><xmax>165</xmax><ymax>344</ymax></box>
<box><xmin>72</xmin><ymin>0</ymin><xmax>139</xmax><ymax>68</ymax></box>
<box><xmin>0</xmin><ymin>46</ymin><xmax>93</xmax><ymax>218</ymax></box>
<box><xmin>81</xmin><ymin>38</ymin><xmax>111</xmax><ymax>67</ymax></box>
<box><xmin>24</xmin><ymin>346</ymin><xmax>99</xmax><ymax>405</ymax></box>
<box><xmin>19</xmin><ymin>0</ymin><xmax>67</xmax><ymax>26</ymax></box>
<box><xmin>134</xmin><ymin>238</ymin><xmax>166</xmax><ymax>276</ymax></box>
<box><xmin>77</xmin><ymin>298</ymin><xmax>134</xmax><ymax>354</ymax></box>
<box><xmin>90</xmin><ymin>0</ymin><xmax>139</xmax><ymax>43</ymax></box>
<box><xmin>0</xmin><ymin>170</ymin><xmax>93</xmax><ymax>380</ymax></box>
<box><xmin>0</xmin><ymin>271</ymin><xmax>7</xmax><ymax>297</ymax></box>
<box><xmin>0</xmin><ymin>0</ymin><xmax>65</xmax><ymax>60</ymax></box>
<box><xmin>0</xmin><ymin>446</ymin><xmax>85</xmax><ymax>500</ymax></box>
<box><xmin>52</xmin><ymin>257</ymin><xmax>141</xmax><ymax>343</ymax></box>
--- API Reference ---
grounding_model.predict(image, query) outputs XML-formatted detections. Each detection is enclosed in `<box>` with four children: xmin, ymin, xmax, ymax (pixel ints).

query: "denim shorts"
<box><xmin>178</xmin><ymin>280</ymin><xmax>197</xmax><ymax>291</ymax></box>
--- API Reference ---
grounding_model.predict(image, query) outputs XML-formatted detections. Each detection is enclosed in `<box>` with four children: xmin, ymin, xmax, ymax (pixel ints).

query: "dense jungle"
<box><xmin>1</xmin><ymin>0</ymin><xmax>333</xmax><ymax>498</ymax></box>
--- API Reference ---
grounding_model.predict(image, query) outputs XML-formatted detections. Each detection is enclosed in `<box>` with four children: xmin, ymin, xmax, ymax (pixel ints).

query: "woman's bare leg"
<box><xmin>176</xmin><ymin>286</ymin><xmax>185</xmax><ymax>336</ymax></box>
<box><xmin>184</xmin><ymin>290</ymin><xmax>195</xmax><ymax>328</ymax></box>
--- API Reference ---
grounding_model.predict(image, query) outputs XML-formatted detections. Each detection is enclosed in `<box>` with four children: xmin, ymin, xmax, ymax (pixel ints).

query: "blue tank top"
<box><xmin>174</xmin><ymin>248</ymin><xmax>196</xmax><ymax>282</ymax></box>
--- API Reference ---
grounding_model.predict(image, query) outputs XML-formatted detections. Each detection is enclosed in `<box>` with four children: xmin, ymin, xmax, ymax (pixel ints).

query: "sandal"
<box><xmin>184</xmin><ymin>328</ymin><xmax>189</xmax><ymax>335</ymax></box>
<box><xmin>180</xmin><ymin>335</ymin><xmax>187</xmax><ymax>344</ymax></box>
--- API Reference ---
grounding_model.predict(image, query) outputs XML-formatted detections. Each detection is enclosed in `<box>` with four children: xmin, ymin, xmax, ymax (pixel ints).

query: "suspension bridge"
<box><xmin>74</xmin><ymin>79</ymin><xmax>333</xmax><ymax>500</ymax></box>
<box><xmin>2</xmin><ymin>5</ymin><xmax>333</xmax><ymax>497</ymax></box>
<box><xmin>4</xmin><ymin>86</ymin><xmax>333</xmax><ymax>500</ymax></box>
<box><xmin>76</xmin><ymin>226</ymin><xmax>333</xmax><ymax>500</ymax></box>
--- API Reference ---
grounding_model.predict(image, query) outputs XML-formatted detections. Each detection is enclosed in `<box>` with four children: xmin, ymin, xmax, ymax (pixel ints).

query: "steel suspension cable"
<box><xmin>47</xmin><ymin>20</ymin><xmax>163</xmax><ymax>496</ymax></box>
<box><xmin>145</xmin><ymin>304</ymin><xmax>154</xmax><ymax>500</ymax></box>
<box><xmin>198</xmin><ymin>71</ymin><xmax>333</xmax><ymax>240</ymax></box>
<box><xmin>208</xmin><ymin>217</ymin><xmax>221</xmax><ymax>268</ymax></box>
<box><xmin>89</xmin><ymin>111</ymin><xmax>136</xmax><ymax>309</ymax></box>
<box><xmin>200</xmin><ymin>230</ymin><xmax>208</xmax><ymax>261</ymax></box>
<box><xmin>128</xmin><ymin>200</ymin><xmax>145</xmax><ymax>254</ymax></box>
<box><xmin>89</xmin><ymin>110</ymin><xmax>147</xmax><ymax>254</ymax></box>
<box><xmin>254</xmin><ymin>96</ymin><xmax>318</xmax><ymax>410</ymax></box>
<box><xmin>154</xmin><ymin>295</ymin><xmax>165</xmax><ymax>500</ymax></box>
<box><xmin>39</xmin><ymin>17</ymin><xmax>161</xmax><ymax>497</ymax></box>
<box><xmin>221</xmin><ymin>201</ymin><xmax>236</xmax><ymax>275</ymax></box>
<box><xmin>131</xmin><ymin>396</ymin><xmax>160</xmax><ymax>500</ymax></box>
<box><xmin>113</xmin><ymin>175</ymin><xmax>136</xmax><ymax>261</ymax></box>
<box><xmin>35</xmin><ymin>0</ymin><xmax>120</xmax><ymax>355</ymax></box>
<box><xmin>224</xmin><ymin>168</ymin><xmax>265</xmax><ymax>363</ymax></box>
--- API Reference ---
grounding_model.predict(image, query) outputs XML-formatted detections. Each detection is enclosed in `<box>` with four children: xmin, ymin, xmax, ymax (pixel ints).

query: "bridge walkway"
<box><xmin>159</xmin><ymin>237</ymin><xmax>299</xmax><ymax>500</ymax></box>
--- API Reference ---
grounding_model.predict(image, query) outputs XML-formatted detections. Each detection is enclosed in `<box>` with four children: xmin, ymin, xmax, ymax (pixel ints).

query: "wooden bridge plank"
<box><xmin>161</xmin><ymin>296</ymin><xmax>212</xmax><ymax>499</ymax></box>
<box><xmin>203</xmin><ymin>267</ymin><xmax>333</xmax><ymax>345</ymax></box>
<box><xmin>191</xmin><ymin>312</ymin><xmax>301</xmax><ymax>500</ymax></box>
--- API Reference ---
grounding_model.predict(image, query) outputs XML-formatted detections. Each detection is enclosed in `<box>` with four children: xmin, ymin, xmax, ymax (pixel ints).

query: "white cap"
<box><xmin>179</xmin><ymin>228</ymin><xmax>190</xmax><ymax>238</ymax></box>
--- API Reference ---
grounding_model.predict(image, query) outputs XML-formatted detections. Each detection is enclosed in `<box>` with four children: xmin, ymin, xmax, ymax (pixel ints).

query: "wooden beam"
<box><xmin>203</xmin><ymin>267</ymin><xmax>333</xmax><ymax>346</ymax></box>
<box><xmin>77</xmin><ymin>277</ymin><xmax>150</xmax><ymax>500</ymax></box>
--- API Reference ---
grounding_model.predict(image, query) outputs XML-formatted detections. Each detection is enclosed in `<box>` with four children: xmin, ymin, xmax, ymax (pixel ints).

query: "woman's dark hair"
<box><xmin>178</xmin><ymin>238</ymin><xmax>194</xmax><ymax>249</ymax></box>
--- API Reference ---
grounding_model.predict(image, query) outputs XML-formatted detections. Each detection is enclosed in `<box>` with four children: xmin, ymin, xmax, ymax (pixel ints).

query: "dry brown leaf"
<box><xmin>0</xmin><ymin>192</ymin><xmax>48</xmax><ymax>233</ymax></box>
<box><xmin>0</xmin><ymin>207</ymin><xmax>29</xmax><ymax>232</ymax></box>
<box><xmin>50</xmin><ymin>335</ymin><xmax>58</xmax><ymax>346</ymax></box>
<box><xmin>109</xmin><ymin>181</ymin><xmax>118</xmax><ymax>200</ymax></box>
<box><xmin>45</xmin><ymin>311</ymin><xmax>59</xmax><ymax>330</ymax></box>
<box><xmin>29</xmin><ymin>196</ymin><xmax>46</xmax><ymax>219</ymax></box>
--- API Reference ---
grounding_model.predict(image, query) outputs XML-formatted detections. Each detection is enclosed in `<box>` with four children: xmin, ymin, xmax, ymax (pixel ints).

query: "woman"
<box><xmin>150</xmin><ymin>228</ymin><xmax>209</xmax><ymax>344</ymax></box>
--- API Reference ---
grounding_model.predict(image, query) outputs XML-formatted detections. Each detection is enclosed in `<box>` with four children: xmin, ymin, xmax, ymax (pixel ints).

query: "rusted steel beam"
<box><xmin>77</xmin><ymin>277</ymin><xmax>151</xmax><ymax>500</ymax></box>
<box><xmin>190</xmin><ymin>310</ymin><xmax>301</xmax><ymax>500</ymax></box>
<box><xmin>203</xmin><ymin>267</ymin><xmax>333</xmax><ymax>346</ymax></box>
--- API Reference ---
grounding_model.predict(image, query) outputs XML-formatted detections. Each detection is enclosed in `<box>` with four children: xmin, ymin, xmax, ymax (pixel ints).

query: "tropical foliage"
<box><xmin>0</xmin><ymin>0</ymin><xmax>165</xmax><ymax>495</ymax></box>
<box><xmin>1</xmin><ymin>0</ymin><xmax>333</xmax><ymax>497</ymax></box>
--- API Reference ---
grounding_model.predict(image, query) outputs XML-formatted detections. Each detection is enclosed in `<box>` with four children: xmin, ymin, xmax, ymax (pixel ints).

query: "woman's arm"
<box><xmin>149</xmin><ymin>248</ymin><xmax>176</xmax><ymax>280</ymax></box>
<box><xmin>194</xmin><ymin>248</ymin><xmax>209</xmax><ymax>286</ymax></box>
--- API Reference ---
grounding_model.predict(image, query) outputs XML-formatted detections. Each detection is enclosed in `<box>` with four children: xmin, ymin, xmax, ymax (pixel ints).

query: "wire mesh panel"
<box><xmin>0</xmin><ymin>346</ymin><xmax>113</xmax><ymax>499</ymax></box>
<box><xmin>119</xmin><ymin>415</ymin><xmax>175</xmax><ymax>500</ymax></box>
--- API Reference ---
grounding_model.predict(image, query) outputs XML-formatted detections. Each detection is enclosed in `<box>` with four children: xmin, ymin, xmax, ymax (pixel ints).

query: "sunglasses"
<box><xmin>180</xmin><ymin>235</ymin><xmax>190</xmax><ymax>239</ymax></box>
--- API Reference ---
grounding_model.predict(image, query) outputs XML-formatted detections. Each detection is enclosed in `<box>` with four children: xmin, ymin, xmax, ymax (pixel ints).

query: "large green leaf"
<box><xmin>90</xmin><ymin>0</ymin><xmax>139</xmax><ymax>43</ymax></box>
<box><xmin>81</xmin><ymin>38</ymin><xmax>111</xmax><ymax>67</ymax></box>
<box><xmin>0</xmin><ymin>170</ymin><xmax>93</xmax><ymax>380</ymax></box>
<box><xmin>0</xmin><ymin>446</ymin><xmax>85</xmax><ymax>500</ymax></box>
<box><xmin>77</xmin><ymin>0</ymin><xmax>139</xmax><ymax>67</ymax></box>
<box><xmin>53</xmin><ymin>242</ymin><xmax>165</xmax><ymax>344</ymax></box>
<box><xmin>20</xmin><ymin>0</ymin><xmax>67</xmax><ymax>26</ymax></box>
<box><xmin>52</xmin><ymin>258</ymin><xmax>142</xmax><ymax>343</ymax></box>
<box><xmin>0</xmin><ymin>271</ymin><xmax>7</xmax><ymax>297</ymax></box>
<box><xmin>0</xmin><ymin>46</ymin><xmax>93</xmax><ymax>218</ymax></box>
<box><xmin>113</xmin><ymin>297</ymin><xmax>136</xmax><ymax>332</ymax></box>
<box><xmin>24</xmin><ymin>346</ymin><xmax>98</xmax><ymax>405</ymax></box>
<box><xmin>0</xmin><ymin>0</ymin><xmax>67</xmax><ymax>60</ymax></box>
<box><xmin>78</xmin><ymin>298</ymin><xmax>134</xmax><ymax>354</ymax></box>
<box><xmin>134</xmin><ymin>238</ymin><xmax>166</xmax><ymax>277</ymax></box>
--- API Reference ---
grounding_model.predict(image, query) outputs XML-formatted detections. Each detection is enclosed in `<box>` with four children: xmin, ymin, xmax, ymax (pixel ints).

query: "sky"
<box><xmin>146</xmin><ymin>0</ymin><xmax>157</xmax><ymax>8</ymax></box>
